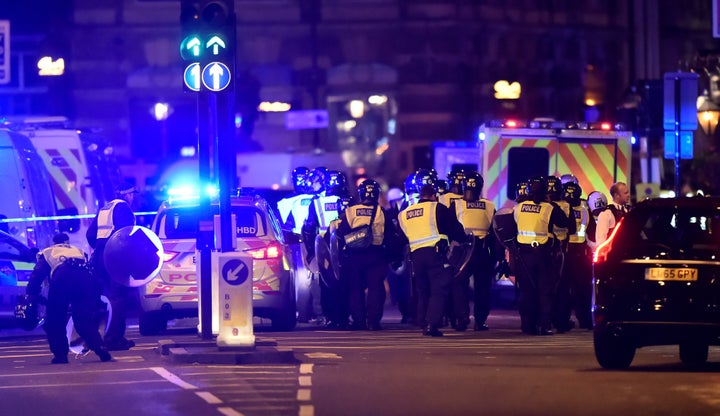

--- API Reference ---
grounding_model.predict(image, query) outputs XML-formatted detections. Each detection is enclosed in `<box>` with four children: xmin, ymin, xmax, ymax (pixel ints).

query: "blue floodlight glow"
<box><xmin>631</xmin><ymin>135</ymin><xmax>637</xmax><ymax>145</ymax></box>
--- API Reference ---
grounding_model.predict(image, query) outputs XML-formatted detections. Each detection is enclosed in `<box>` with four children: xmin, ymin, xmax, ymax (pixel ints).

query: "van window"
<box><xmin>507</xmin><ymin>147</ymin><xmax>549</xmax><ymax>201</ymax></box>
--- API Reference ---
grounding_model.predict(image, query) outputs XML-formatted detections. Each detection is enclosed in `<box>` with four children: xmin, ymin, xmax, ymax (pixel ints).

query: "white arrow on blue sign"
<box><xmin>221</xmin><ymin>259</ymin><xmax>249</xmax><ymax>286</ymax></box>
<box><xmin>202</xmin><ymin>62</ymin><xmax>231</xmax><ymax>92</ymax></box>
<box><xmin>183</xmin><ymin>63</ymin><xmax>201</xmax><ymax>91</ymax></box>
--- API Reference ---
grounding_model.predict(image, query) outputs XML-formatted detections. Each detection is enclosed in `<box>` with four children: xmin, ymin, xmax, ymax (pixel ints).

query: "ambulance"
<box><xmin>3</xmin><ymin>117</ymin><xmax>119</xmax><ymax>252</ymax></box>
<box><xmin>479</xmin><ymin>119</ymin><xmax>633</xmax><ymax>209</ymax></box>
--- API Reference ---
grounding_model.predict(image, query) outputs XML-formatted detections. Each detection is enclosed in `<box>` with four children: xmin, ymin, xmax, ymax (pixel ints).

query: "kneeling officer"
<box><xmin>27</xmin><ymin>233</ymin><xmax>112</xmax><ymax>364</ymax></box>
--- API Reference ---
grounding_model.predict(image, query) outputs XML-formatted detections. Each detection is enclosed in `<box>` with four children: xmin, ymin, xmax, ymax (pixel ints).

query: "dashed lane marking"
<box><xmin>150</xmin><ymin>367</ymin><xmax>198</xmax><ymax>390</ymax></box>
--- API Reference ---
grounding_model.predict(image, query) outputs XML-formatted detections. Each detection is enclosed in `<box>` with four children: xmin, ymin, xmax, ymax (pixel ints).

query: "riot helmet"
<box><xmin>560</xmin><ymin>174</ymin><xmax>578</xmax><ymax>185</ymax></box>
<box><xmin>436</xmin><ymin>180</ymin><xmax>449</xmax><ymax>195</ymax></box>
<box><xmin>515</xmin><ymin>181</ymin><xmax>529</xmax><ymax>202</ymax></box>
<box><xmin>404</xmin><ymin>172</ymin><xmax>418</xmax><ymax>195</ymax></box>
<box><xmin>528</xmin><ymin>176</ymin><xmax>547</xmax><ymax>203</ymax></box>
<box><xmin>463</xmin><ymin>171</ymin><xmax>484</xmax><ymax>201</ymax></box>
<box><xmin>587</xmin><ymin>191</ymin><xmax>608</xmax><ymax>214</ymax></box>
<box><xmin>325</xmin><ymin>170</ymin><xmax>347</xmax><ymax>197</ymax></box>
<box><xmin>292</xmin><ymin>166</ymin><xmax>310</xmax><ymax>194</ymax></box>
<box><xmin>413</xmin><ymin>168</ymin><xmax>436</xmax><ymax>192</ymax></box>
<box><xmin>307</xmin><ymin>167</ymin><xmax>327</xmax><ymax>194</ymax></box>
<box><xmin>563</xmin><ymin>182</ymin><xmax>583</xmax><ymax>207</ymax></box>
<box><xmin>337</xmin><ymin>196</ymin><xmax>352</xmax><ymax>214</ymax></box>
<box><xmin>546</xmin><ymin>175</ymin><xmax>562</xmax><ymax>201</ymax></box>
<box><xmin>447</xmin><ymin>169</ymin><xmax>467</xmax><ymax>194</ymax></box>
<box><xmin>358</xmin><ymin>179</ymin><xmax>381</xmax><ymax>204</ymax></box>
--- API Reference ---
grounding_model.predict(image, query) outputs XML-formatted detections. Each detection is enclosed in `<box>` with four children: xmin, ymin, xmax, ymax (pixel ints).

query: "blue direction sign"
<box><xmin>221</xmin><ymin>259</ymin><xmax>249</xmax><ymax>286</ymax></box>
<box><xmin>183</xmin><ymin>63</ymin><xmax>201</xmax><ymax>91</ymax></box>
<box><xmin>201</xmin><ymin>62</ymin><xmax>231</xmax><ymax>92</ymax></box>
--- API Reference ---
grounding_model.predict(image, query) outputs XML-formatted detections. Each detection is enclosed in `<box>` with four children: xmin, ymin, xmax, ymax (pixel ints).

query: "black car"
<box><xmin>592</xmin><ymin>196</ymin><xmax>720</xmax><ymax>369</ymax></box>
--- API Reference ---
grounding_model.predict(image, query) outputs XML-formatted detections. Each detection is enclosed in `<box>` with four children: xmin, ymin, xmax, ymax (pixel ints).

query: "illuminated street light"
<box><xmin>696</xmin><ymin>90</ymin><xmax>720</xmax><ymax>137</ymax></box>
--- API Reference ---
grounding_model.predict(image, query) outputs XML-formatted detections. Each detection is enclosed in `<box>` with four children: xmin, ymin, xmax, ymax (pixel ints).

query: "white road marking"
<box><xmin>196</xmin><ymin>391</ymin><xmax>223</xmax><ymax>404</ymax></box>
<box><xmin>298</xmin><ymin>375</ymin><xmax>312</xmax><ymax>386</ymax></box>
<box><xmin>297</xmin><ymin>388</ymin><xmax>311</xmax><ymax>401</ymax></box>
<box><xmin>300</xmin><ymin>363</ymin><xmax>314</xmax><ymax>374</ymax></box>
<box><xmin>218</xmin><ymin>407</ymin><xmax>244</xmax><ymax>416</ymax></box>
<box><xmin>299</xmin><ymin>404</ymin><xmax>314</xmax><ymax>416</ymax></box>
<box><xmin>150</xmin><ymin>367</ymin><xmax>198</xmax><ymax>390</ymax></box>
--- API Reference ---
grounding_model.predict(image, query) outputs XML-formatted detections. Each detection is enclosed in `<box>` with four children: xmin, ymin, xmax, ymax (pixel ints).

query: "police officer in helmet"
<box><xmin>336</xmin><ymin>179</ymin><xmax>396</xmax><ymax>330</ymax></box>
<box><xmin>451</xmin><ymin>171</ymin><xmax>497</xmax><ymax>331</ymax></box>
<box><xmin>561</xmin><ymin>181</ymin><xmax>593</xmax><ymax>329</ymax></box>
<box><xmin>86</xmin><ymin>181</ymin><xmax>137</xmax><ymax>350</ymax></box>
<box><xmin>27</xmin><ymin>233</ymin><xmax>112</xmax><ymax>363</ymax></box>
<box><xmin>397</xmin><ymin>183</ymin><xmax>466</xmax><ymax>336</ymax></box>
<box><xmin>513</xmin><ymin>176</ymin><xmax>573</xmax><ymax>335</ymax></box>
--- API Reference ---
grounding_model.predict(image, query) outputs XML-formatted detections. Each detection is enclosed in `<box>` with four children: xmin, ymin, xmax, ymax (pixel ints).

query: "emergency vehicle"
<box><xmin>480</xmin><ymin>119</ymin><xmax>632</xmax><ymax>209</ymax></box>
<box><xmin>0</xmin><ymin>128</ymin><xmax>57</xmax><ymax>249</ymax></box>
<box><xmin>3</xmin><ymin>117</ymin><xmax>120</xmax><ymax>252</ymax></box>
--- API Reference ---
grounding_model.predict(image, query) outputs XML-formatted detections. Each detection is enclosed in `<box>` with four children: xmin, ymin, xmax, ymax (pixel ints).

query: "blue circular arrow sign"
<box><xmin>221</xmin><ymin>259</ymin><xmax>249</xmax><ymax>286</ymax></box>
<box><xmin>183</xmin><ymin>63</ymin><xmax>201</xmax><ymax>92</ymax></box>
<box><xmin>201</xmin><ymin>62</ymin><xmax>231</xmax><ymax>92</ymax></box>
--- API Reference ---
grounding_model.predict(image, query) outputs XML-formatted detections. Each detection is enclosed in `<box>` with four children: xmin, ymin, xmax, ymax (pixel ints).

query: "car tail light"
<box><xmin>245</xmin><ymin>242</ymin><xmax>282</xmax><ymax>259</ymax></box>
<box><xmin>593</xmin><ymin>219</ymin><xmax>623</xmax><ymax>264</ymax></box>
<box><xmin>163</xmin><ymin>251</ymin><xmax>179</xmax><ymax>262</ymax></box>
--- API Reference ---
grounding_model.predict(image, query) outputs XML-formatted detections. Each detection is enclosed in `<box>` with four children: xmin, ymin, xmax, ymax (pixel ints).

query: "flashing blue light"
<box><xmin>167</xmin><ymin>183</ymin><xmax>220</xmax><ymax>203</ymax></box>
<box><xmin>631</xmin><ymin>135</ymin><xmax>637</xmax><ymax>145</ymax></box>
<box><xmin>478</xmin><ymin>131</ymin><xmax>486</xmax><ymax>141</ymax></box>
<box><xmin>235</xmin><ymin>114</ymin><xmax>243</xmax><ymax>128</ymax></box>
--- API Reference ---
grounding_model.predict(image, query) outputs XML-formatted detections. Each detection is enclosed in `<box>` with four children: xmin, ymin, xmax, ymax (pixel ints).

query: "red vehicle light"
<box><xmin>245</xmin><ymin>243</ymin><xmax>282</xmax><ymax>259</ymax></box>
<box><xmin>506</xmin><ymin>119</ymin><xmax>518</xmax><ymax>128</ymax></box>
<box><xmin>593</xmin><ymin>219</ymin><xmax>623</xmax><ymax>264</ymax></box>
<box><xmin>600</xmin><ymin>122</ymin><xmax>611</xmax><ymax>130</ymax></box>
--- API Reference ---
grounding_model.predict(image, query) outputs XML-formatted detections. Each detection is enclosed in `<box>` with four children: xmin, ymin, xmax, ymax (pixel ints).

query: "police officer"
<box><xmin>86</xmin><ymin>182</ymin><xmax>136</xmax><ymax>351</ymax></box>
<box><xmin>546</xmin><ymin>175</ymin><xmax>576</xmax><ymax>333</ymax></box>
<box><xmin>451</xmin><ymin>171</ymin><xmax>496</xmax><ymax>331</ymax></box>
<box><xmin>398</xmin><ymin>184</ymin><xmax>466</xmax><ymax>337</ymax></box>
<box><xmin>401</xmin><ymin>172</ymin><xmax>419</xmax><ymax>210</ymax></box>
<box><xmin>561</xmin><ymin>182</ymin><xmax>593</xmax><ymax>329</ymax></box>
<box><xmin>324</xmin><ymin>196</ymin><xmax>353</xmax><ymax>329</ymax></box>
<box><xmin>303</xmin><ymin>169</ymin><xmax>348</xmax><ymax>323</ymax></box>
<box><xmin>586</xmin><ymin>191</ymin><xmax>608</xmax><ymax>252</ymax></box>
<box><xmin>27</xmin><ymin>233</ymin><xmax>112</xmax><ymax>364</ymax></box>
<box><xmin>337</xmin><ymin>179</ymin><xmax>396</xmax><ymax>330</ymax></box>
<box><xmin>277</xmin><ymin>166</ymin><xmax>313</xmax><ymax>233</ymax></box>
<box><xmin>439</xmin><ymin>169</ymin><xmax>465</xmax><ymax>208</ymax></box>
<box><xmin>595</xmin><ymin>182</ymin><xmax>631</xmax><ymax>246</ymax></box>
<box><xmin>513</xmin><ymin>177</ymin><xmax>573</xmax><ymax>335</ymax></box>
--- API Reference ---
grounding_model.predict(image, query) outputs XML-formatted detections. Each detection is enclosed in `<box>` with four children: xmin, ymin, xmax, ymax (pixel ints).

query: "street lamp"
<box><xmin>696</xmin><ymin>90</ymin><xmax>720</xmax><ymax>137</ymax></box>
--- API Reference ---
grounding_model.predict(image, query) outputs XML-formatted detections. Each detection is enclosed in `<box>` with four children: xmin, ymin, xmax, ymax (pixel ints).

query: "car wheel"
<box><xmin>139</xmin><ymin>311</ymin><xmax>168</xmax><ymax>336</ymax></box>
<box><xmin>679</xmin><ymin>342</ymin><xmax>709</xmax><ymax>366</ymax></box>
<box><xmin>272</xmin><ymin>277</ymin><xmax>297</xmax><ymax>331</ymax></box>
<box><xmin>593</xmin><ymin>330</ymin><xmax>635</xmax><ymax>369</ymax></box>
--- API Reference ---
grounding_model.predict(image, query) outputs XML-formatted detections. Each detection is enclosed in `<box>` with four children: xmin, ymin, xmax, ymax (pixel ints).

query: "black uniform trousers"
<box><xmin>551</xmin><ymin>241</ymin><xmax>572</xmax><ymax>331</ymax></box>
<box><xmin>409</xmin><ymin>246</ymin><xmax>452</xmax><ymax>330</ymax></box>
<box><xmin>470</xmin><ymin>238</ymin><xmax>495</xmax><ymax>326</ymax></box>
<box><xmin>345</xmin><ymin>246</ymin><xmax>386</xmax><ymax>327</ymax></box>
<box><xmin>318</xmin><ymin>253</ymin><xmax>350</xmax><ymax>327</ymax></box>
<box><xmin>90</xmin><ymin>241</ymin><xmax>132</xmax><ymax>346</ymax></box>
<box><xmin>564</xmin><ymin>242</ymin><xmax>593</xmax><ymax>329</ymax></box>
<box><xmin>516</xmin><ymin>242</ymin><xmax>555</xmax><ymax>332</ymax></box>
<box><xmin>44</xmin><ymin>262</ymin><xmax>105</xmax><ymax>359</ymax></box>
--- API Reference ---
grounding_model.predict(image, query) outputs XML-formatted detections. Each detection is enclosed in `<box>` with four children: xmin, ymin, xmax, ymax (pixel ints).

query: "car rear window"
<box><xmin>160</xmin><ymin>205</ymin><xmax>267</xmax><ymax>239</ymax></box>
<box><xmin>635</xmin><ymin>207</ymin><xmax>720</xmax><ymax>249</ymax></box>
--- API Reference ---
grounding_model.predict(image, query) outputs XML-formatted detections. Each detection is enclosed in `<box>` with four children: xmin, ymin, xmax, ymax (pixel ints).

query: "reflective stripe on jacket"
<box><xmin>568</xmin><ymin>204</ymin><xmax>589</xmax><ymax>244</ymax></box>
<box><xmin>514</xmin><ymin>201</ymin><xmax>553</xmax><ymax>245</ymax></box>
<box><xmin>97</xmin><ymin>199</ymin><xmax>134</xmax><ymax>239</ymax></box>
<box><xmin>40</xmin><ymin>244</ymin><xmax>86</xmax><ymax>276</ymax></box>
<box><xmin>313</xmin><ymin>195</ymin><xmax>340</xmax><ymax>236</ymax></box>
<box><xmin>454</xmin><ymin>198</ymin><xmax>495</xmax><ymax>238</ymax></box>
<box><xmin>345</xmin><ymin>204</ymin><xmax>385</xmax><ymax>246</ymax></box>
<box><xmin>398</xmin><ymin>201</ymin><xmax>448</xmax><ymax>251</ymax></box>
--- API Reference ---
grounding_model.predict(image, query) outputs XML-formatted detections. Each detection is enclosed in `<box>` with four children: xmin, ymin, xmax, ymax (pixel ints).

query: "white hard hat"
<box><xmin>387</xmin><ymin>187</ymin><xmax>404</xmax><ymax>201</ymax></box>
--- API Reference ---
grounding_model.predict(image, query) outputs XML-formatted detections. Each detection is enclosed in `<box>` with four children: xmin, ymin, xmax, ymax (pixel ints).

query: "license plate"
<box><xmin>644</xmin><ymin>267</ymin><xmax>698</xmax><ymax>281</ymax></box>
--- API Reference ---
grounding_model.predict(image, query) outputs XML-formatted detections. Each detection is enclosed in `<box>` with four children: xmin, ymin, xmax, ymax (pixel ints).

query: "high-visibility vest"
<box><xmin>312</xmin><ymin>195</ymin><xmax>340</xmax><ymax>236</ymax></box>
<box><xmin>41</xmin><ymin>244</ymin><xmax>86</xmax><ymax>276</ymax></box>
<box><xmin>398</xmin><ymin>201</ymin><xmax>448</xmax><ymax>252</ymax></box>
<box><xmin>288</xmin><ymin>194</ymin><xmax>313</xmax><ymax>234</ymax></box>
<box><xmin>454</xmin><ymin>199</ymin><xmax>495</xmax><ymax>238</ymax></box>
<box><xmin>568</xmin><ymin>204</ymin><xmax>589</xmax><ymax>244</ymax></box>
<box><xmin>553</xmin><ymin>200</ymin><xmax>571</xmax><ymax>241</ymax></box>
<box><xmin>514</xmin><ymin>201</ymin><xmax>553</xmax><ymax>245</ymax></box>
<box><xmin>438</xmin><ymin>192</ymin><xmax>463</xmax><ymax>208</ymax></box>
<box><xmin>345</xmin><ymin>204</ymin><xmax>385</xmax><ymax>246</ymax></box>
<box><xmin>96</xmin><ymin>199</ymin><xmax>135</xmax><ymax>239</ymax></box>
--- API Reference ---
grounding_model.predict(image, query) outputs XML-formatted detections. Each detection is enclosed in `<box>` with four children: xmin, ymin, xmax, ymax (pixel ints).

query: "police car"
<box><xmin>592</xmin><ymin>196</ymin><xmax>720</xmax><ymax>369</ymax></box>
<box><xmin>138</xmin><ymin>192</ymin><xmax>296</xmax><ymax>335</ymax></box>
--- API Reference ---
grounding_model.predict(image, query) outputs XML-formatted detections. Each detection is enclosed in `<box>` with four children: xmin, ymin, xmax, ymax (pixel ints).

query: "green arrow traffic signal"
<box><xmin>181</xmin><ymin>35</ymin><xmax>202</xmax><ymax>60</ymax></box>
<box><xmin>206</xmin><ymin>36</ymin><xmax>226</xmax><ymax>56</ymax></box>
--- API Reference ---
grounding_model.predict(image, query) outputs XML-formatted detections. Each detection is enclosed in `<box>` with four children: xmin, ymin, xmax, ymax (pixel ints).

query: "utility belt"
<box><xmin>54</xmin><ymin>257</ymin><xmax>91</xmax><ymax>274</ymax></box>
<box><xmin>518</xmin><ymin>240</ymin><xmax>551</xmax><ymax>248</ymax></box>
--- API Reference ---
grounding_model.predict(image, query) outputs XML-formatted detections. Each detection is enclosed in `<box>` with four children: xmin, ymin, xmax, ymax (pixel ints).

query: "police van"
<box><xmin>3</xmin><ymin>117</ymin><xmax>120</xmax><ymax>252</ymax></box>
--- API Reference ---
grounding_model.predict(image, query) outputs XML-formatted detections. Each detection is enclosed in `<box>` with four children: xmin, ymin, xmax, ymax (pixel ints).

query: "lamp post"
<box><xmin>697</xmin><ymin>91</ymin><xmax>720</xmax><ymax>139</ymax></box>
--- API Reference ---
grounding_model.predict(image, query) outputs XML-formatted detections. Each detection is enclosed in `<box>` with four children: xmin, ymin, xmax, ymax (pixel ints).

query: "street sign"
<box><xmin>221</xmin><ymin>258</ymin><xmax>249</xmax><ymax>286</ymax></box>
<box><xmin>0</xmin><ymin>20</ymin><xmax>10</xmax><ymax>85</ymax></box>
<box><xmin>285</xmin><ymin>109</ymin><xmax>329</xmax><ymax>130</ymax></box>
<box><xmin>201</xmin><ymin>62</ymin><xmax>231</xmax><ymax>91</ymax></box>
<box><xmin>664</xmin><ymin>130</ymin><xmax>694</xmax><ymax>160</ymax></box>
<box><xmin>183</xmin><ymin>63</ymin><xmax>201</xmax><ymax>91</ymax></box>
<box><xmin>663</xmin><ymin>72</ymin><xmax>698</xmax><ymax>131</ymax></box>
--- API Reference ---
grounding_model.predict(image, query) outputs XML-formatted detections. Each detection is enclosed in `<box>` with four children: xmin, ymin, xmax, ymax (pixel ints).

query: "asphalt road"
<box><xmin>1</xmin><ymin>308</ymin><xmax>719</xmax><ymax>416</ymax></box>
